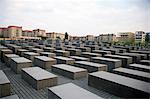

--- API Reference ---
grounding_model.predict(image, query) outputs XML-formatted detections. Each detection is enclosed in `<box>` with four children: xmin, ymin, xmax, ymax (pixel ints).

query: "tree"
<box><xmin>145</xmin><ymin>33</ymin><xmax>150</xmax><ymax>43</ymax></box>
<box><xmin>65</xmin><ymin>32</ymin><xmax>68</xmax><ymax>40</ymax></box>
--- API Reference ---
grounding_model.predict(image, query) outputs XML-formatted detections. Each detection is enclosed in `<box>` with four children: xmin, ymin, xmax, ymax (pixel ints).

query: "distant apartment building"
<box><xmin>0</xmin><ymin>28</ymin><xmax>7</xmax><ymax>37</ymax></box>
<box><xmin>33</xmin><ymin>29</ymin><xmax>46</xmax><ymax>37</ymax></box>
<box><xmin>86</xmin><ymin>35</ymin><xmax>94</xmax><ymax>41</ymax></box>
<box><xmin>117</xmin><ymin>32</ymin><xmax>134</xmax><ymax>42</ymax></box>
<box><xmin>135</xmin><ymin>31</ymin><xmax>146</xmax><ymax>43</ymax></box>
<box><xmin>22</xmin><ymin>30</ymin><xmax>33</xmax><ymax>37</ymax></box>
<box><xmin>0</xmin><ymin>26</ymin><xmax>22</xmax><ymax>38</ymax></box>
<box><xmin>46</xmin><ymin>32</ymin><xmax>65</xmax><ymax>40</ymax></box>
<box><xmin>98</xmin><ymin>34</ymin><xmax>116</xmax><ymax>43</ymax></box>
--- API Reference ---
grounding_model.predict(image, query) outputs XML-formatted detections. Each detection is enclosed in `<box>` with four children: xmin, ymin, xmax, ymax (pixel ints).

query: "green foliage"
<box><xmin>65</xmin><ymin>32</ymin><xmax>68</xmax><ymax>40</ymax></box>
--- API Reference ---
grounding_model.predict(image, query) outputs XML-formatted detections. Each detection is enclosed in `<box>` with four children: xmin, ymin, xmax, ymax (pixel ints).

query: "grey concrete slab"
<box><xmin>127</xmin><ymin>64</ymin><xmax>150</xmax><ymax>73</ymax></box>
<box><xmin>10</xmin><ymin>57</ymin><xmax>32</xmax><ymax>74</ymax></box>
<box><xmin>102</xmin><ymin>48</ymin><xmax>119</xmax><ymax>55</ymax></box>
<box><xmin>48</xmin><ymin>83</ymin><xmax>103</xmax><ymax>99</ymax></box>
<box><xmin>43</xmin><ymin>47</ymin><xmax>55</xmax><ymax>52</ymax></box>
<box><xmin>65</xmin><ymin>48</ymin><xmax>81</xmax><ymax>56</ymax></box>
<box><xmin>0</xmin><ymin>49</ymin><xmax>13</xmax><ymax>62</ymax></box>
<box><xmin>113</xmin><ymin>68</ymin><xmax>150</xmax><ymax>82</ymax></box>
<box><xmin>91</xmin><ymin>57</ymin><xmax>121</xmax><ymax>71</ymax></box>
<box><xmin>54</xmin><ymin>50</ymin><xmax>70</xmax><ymax>57</ymax></box>
<box><xmin>76</xmin><ymin>47</ymin><xmax>91</xmax><ymax>52</ymax></box>
<box><xmin>116</xmin><ymin>53</ymin><xmax>141</xmax><ymax>63</ymax></box>
<box><xmin>92</xmin><ymin>50</ymin><xmax>111</xmax><ymax>56</ymax></box>
<box><xmin>55</xmin><ymin>56</ymin><xmax>75</xmax><ymax>65</ymax></box>
<box><xmin>34</xmin><ymin>56</ymin><xmax>56</xmax><ymax>69</ymax></box>
<box><xmin>140</xmin><ymin>60</ymin><xmax>150</xmax><ymax>66</ymax></box>
<box><xmin>17</xmin><ymin>49</ymin><xmax>29</xmax><ymax>56</ymax></box>
<box><xmin>104</xmin><ymin>54</ymin><xmax>132</xmax><ymax>67</ymax></box>
<box><xmin>0</xmin><ymin>95</ymin><xmax>19</xmax><ymax>99</ymax></box>
<box><xmin>23</xmin><ymin>52</ymin><xmax>39</xmax><ymax>61</ymax></box>
<box><xmin>81</xmin><ymin>52</ymin><xmax>101</xmax><ymax>58</ymax></box>
<box><xmin>22</xmin><ymin>67</ymin><xmax>58</xmax><ymax>90</ymax></box>
<box><xmin>0</xmin><ymin>70</ymin><xmax>11</xmax><ymax>98</ymax></box>
<box><xmin>52</xmin><ymin>64</ymin><xmax>87</xmax><ymax>79</ymax></box>
<box><xmin>130</xmin><ymin>50</ymin><xmax>150</xmax><ymax>60</ymax></box>
<box><xmin>30</xmin><ymin>48</ymin><xmax>43</xmax><ymax>53</ymax></box>
<box><xmin>25</xmin><ymin>46</ymin><xmax>34</xmax><ymax>50</ymax></box>
<box><xmin>69</xmin><ymin>56</ymin><xmax>90</xmax><ymax>61</ymax></box>
<box><xmin>74</xmin><ymin>61</ymin><xmax>107</xmax><ymax>73</ymax></box>
<box><xmin>40</xmin><ymin>52</ymin><xmax>56</xmax><ymax>58</ymax></box>
<box><xmin>4</xmin><ymin>54</ymin><xmax>20</xmax><ymax>67</ymax></box>
<box><xmin>88</xmin><ymin>71</ymin><xmax>150</xmax><ymax>98</ymax></box>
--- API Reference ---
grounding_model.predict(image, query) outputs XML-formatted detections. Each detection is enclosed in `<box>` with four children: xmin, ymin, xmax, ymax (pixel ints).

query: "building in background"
<box><xmin>86</xmin><ymin>35</ymin><xmax>94</xmax><ymax>41</ymax></box>
<box><xmin>46</xmin><ymin>32</ymin><xmax>65</xmax><ymax>40</ymax></box>
<box><xmin>0</xmin><ymin>28</ymin><xmax>7</xmax><ymax>37</ymax></box>
<box><xmin>33</xmin><ymin>29</ymin><xmax>46</xmax><ymax>37</ymax></box>
<box><xmin>97</xmin><ymin>34</ymin><xmax>116</xmax><ymax>43</ymax></box>
<box><xmin>135</xmin><ymin>31</ymin><xmax>146</xmax><ymax>44</ymax></box>
<box><xmin>22</xmin><ymin>30</ymin><xmax>33</xmax><ymax>37</ymax></box>
<box><xmin>117</xmin><ymin>32</ymin><xmax>134</xmax><ymax>43</ymax></box>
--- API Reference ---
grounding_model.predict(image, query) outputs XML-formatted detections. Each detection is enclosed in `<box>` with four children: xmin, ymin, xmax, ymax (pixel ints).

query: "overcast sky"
<box><xmin>0</xmin><ymin>0</ymin><xmax>150</xmax><ymax>36</ymax></box>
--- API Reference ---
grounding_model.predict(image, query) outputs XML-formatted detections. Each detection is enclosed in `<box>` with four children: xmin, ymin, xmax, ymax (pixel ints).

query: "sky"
<box><xmin>0</xmin><ymin>0</ymin><xmax>150</xmax><ymax>36</ymax></box>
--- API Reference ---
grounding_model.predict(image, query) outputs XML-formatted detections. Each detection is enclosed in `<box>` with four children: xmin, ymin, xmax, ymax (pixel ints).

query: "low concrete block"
<box><xmin>0</xmin><ymin>70</ymin><xmax>11</xmax><ymax>98</ymax></box>
<box><xmin>17</xmin><ymin>49</ymin><xmax>29</xmax><ymax>56</ymax></box>
<box><xmin>22</xmin><ymin>67</ymin><xmax>57</xmax><ymax>90</ymax></box>
<box><xmin>1</xmin><ymin>95</ymin><xmax>19</xmax><ymax>99</ymax></box>
<box><xmin>127</xmin><ymin>64</ymin><xmax>150</xmax><ymax>73</ymax></box>
<box><xmin>10</xmin><ymin>57</ymin><xmax>32</xmax><ymax>73</ymax></box>
<box><xmin>69</xmin><ymin>56</ymin><xmax>90</xmax><ymax>61</ymax></box>
<box><xmin>113</xmin><ymin>68</ymin><xmax>150</xmax><ymax>82</ymax></box>
<box><xmin>52</xmin><ymin>64</ymin><xmax>87</xmax><ymax>79</ymax></box>
<box><xmin>48</xmin><ymin>83</ymin><xmax>103</xmax><ymax>99</ymax></box>
<box><xmin>140</xmin><ymin>60</ymin><xmax>150</xmax><ymax>66</ymax></box>
<box><xmin>23</xmin><ymin>52</ymin><xmax>39</xmax><ymax>61</ymax></box>
<box><xmin>54</xmin><ymin>50</ymin><xmax>70</xmax><ymax>57</ymax></box>
<box><xmin>34</xmin><ymin>56</ymin><xmax>56</xmax><ymax>69</ymax></box>
<box><xmin>104</xmin><ymin>54</ymin><xmax>132</xmax><ymax>67</ymax></box>
<box><xmin>88</xmin><ymin>71</ymin><xmax>150</xmax><ymax>98</ymax></box>
<box><xmin>4</xmin><ymin>54</ymin><xmax>20</xmax><ymax>67</ymax></box>
<box><xmin>40</xmin><ymin>52</ymin><xmax>56</xmax><ymax>58</ymax></box>
<box><xmin>91</xmin><ymin>57</ymin><xmax>121</xmax><ymax>71</ymax></box>
<box><xmin>74</xmin><ymin>61</ymin><xmax>107</xmax><ymax>73</ymax></box>
<box><xmin>55</xmin><ymin>56</ymin><xmax>75</xmax><ymax>65</ymax></box>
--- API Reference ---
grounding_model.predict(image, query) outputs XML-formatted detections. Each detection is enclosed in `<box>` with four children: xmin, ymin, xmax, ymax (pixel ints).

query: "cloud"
<box><xmin>0</xmin><ymin>0</ymin><xmax>150</xmax><ymax>36</ymax></box>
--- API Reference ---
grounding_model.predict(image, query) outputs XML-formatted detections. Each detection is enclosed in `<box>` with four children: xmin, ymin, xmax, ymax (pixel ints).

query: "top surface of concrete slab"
<box><xmin>69</xmin><ymin>56</ymin><xmax>89</xmax><ymax>60</ymax></box>
<box><xmin>22</xmin><ymin>67</ymin><xmax>57</xmax><ymax>80</ymax></box>
<box><xmin>55</xmin><ymin>56</ymin><xmax>74</xmax><ymax>60</ymax></box>
<box><xmin>1</xmin><ymin>95</ymin><xmax>19</xmax><ymax>99</ymax></box>
<box><xmin>11</xmin><ymin>57</ymin><xmax>32</xmax><ymax>63</ymax></box>
<box><xmin>89</xmin><ymin>71</ymin><xmax>150</xmax><ymax>93</ymax></box>
<box><xmin>82</xmin><ymin>52</ymin><xmax>101</xmax><ymax>56</ymax></box>
<box><xmin>105</xmin><ymin>54</ymin><xmax>132</xmax><ymax>59</ymax></box>
<box><xmin>0</xmin><ymin>70</ymin><xmax>10</xmax><ymax>84</ymax></box>
<box><xmin>5</xmin><ymin>54</ymin><xmax>19</xmax><ymax>57</ymax></box>
<box><xmin>40</xmin><ymin>52</ymin><xmax>55</xmax><ymax>54</ymax></box>
<box><xmin>49</xmin><ymin>83</ymin><xmax>103</xmax><ymax>99</ymax></box>
<box><xmin>17</xmin><ymin>49</ymin><xmax>28</xmax><ymax>51</ymax></box>
<box><xmin>52</xmin><ymin>64</ymin><xmax>86</xmax><ymax>72</ymax></box>
<box><xmin>55</xmin><ymin>50</ymin><xmax>69</xmax><ymax>53</ymax></box>
<box><xmin>0</xmin><ymin>46</ymin><xmax>7</xmax><ymax>49</ymax></box>
<box><xmin>34</xmin><ymin>56</ymin><xmax>55</xmax><ymax>61</ymax></box>
<box><xmin>75</xmin><ymin>61</ymin><xmax>106</xmax><ymax>67</ymax></box>
<box><xmin>114</xmin><ymin>68</ymin><xmax>150</xmax><ymax>78</ymax></box>
<box><xmin>129</xmin><ymin>64</ymin><xmax>150</xmax><ymax>69</ymax></box>
<box><xmin>92</xmin><ymin>57</ymin><xmax>121</xmax><ymax>62</ymax></box>
<box><xmin>24</xmin><ymin>52</ymin><xmax>39</xmax><ymax>55</ymax></box>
